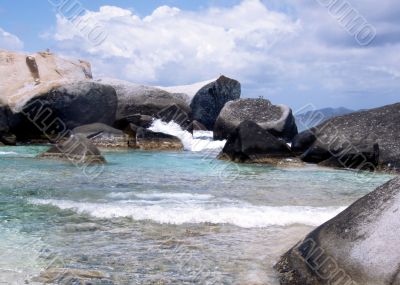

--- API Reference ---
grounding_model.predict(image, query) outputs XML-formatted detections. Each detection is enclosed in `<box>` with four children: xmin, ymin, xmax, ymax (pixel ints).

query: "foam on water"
<box><xmin>30</xmin><ymin>198</ymin><xmax>345</xmax><ymax>228</ymax></box>
<box><xmin>0</xmin><ymin>151</ymin><xmax>18</xmax><ymax>155</ymax></box>
<box><xmin>148</xmin><ymin>120</ymin><xmax>226</xmax><ymax>152</ymax></box>
<box><xmin>108</xmin><ymin>192</ymin><xmax>214</xmax><ymax>201</ymax></box>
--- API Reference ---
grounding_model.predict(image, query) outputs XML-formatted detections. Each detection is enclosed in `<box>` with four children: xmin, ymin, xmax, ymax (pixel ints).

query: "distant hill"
<box><xmin>295</xmin><ymin>107</ymin><xmax>354</xmax><ymax>132</ymax></box>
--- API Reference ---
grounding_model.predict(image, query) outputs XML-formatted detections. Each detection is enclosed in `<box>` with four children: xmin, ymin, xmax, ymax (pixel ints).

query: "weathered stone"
<box><xmin>73</xmin><ymin>123</ymin><xmax>130</xmax><ymax>148</ymax></box>
<box><xmin>291</xmin><ymin>129</ymin><xmax>317</xmax><ymax>155</ymax></box>
<box><xmin>298</xmin><ymin>103</ymin><xmax>400</xmax><ymax>171</ymax></box>
<box><xmin>190</xmin><ymin>75</ymin><xmax>241</xmax><ymax>130</ymax></box>
<box><xmin>97</xmin><ymin>78</ymin><xmax>191</xmax><ymax>121</ymax></box>
<box><xmin>0</xmin><ymin>49</ymin><xmax>91</xmax><ymax>112</ymax></box>
<box><xmin>113</xmin><ymin>114</ymin><xmax>154</xmax><ymax>130</ymax></box>
<box><xmin>10</xmin><ymin>81</ymin><xmax>118</xmax><ymax>142</ymax></box>
<box><xmin>136</xmin><ymin>128</ymin><xmax>183</xmax><ymax>151</ymax></box>
<box><xmin>214</xmin><ymin>98</ymin><xmax>298</xmax><ymax>142</ymax></box>
<box><xmin>38</xmin><ymin>134</ymin><xmax>106</xmax><ymax>164</ymax></box>
<box><xmin>318</xmin><ymin>143</ymin><xmax>379</xmax><ymax>171</ymax></box>
<box><xmin>275</xmin><ymin>176</ymin><xmax>400</xmax><ymax>285</ymax></box>
<box><xmin>219</xmin><ymin>120</ymin><xmax>293</xmax><ymax>163</ymax></box>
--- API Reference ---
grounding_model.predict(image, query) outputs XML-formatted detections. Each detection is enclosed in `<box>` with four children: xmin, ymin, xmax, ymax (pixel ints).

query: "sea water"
<box><xmin>0</xmin><ymin>121</ymin><xmax>394</xmax><ymax>284</ymax></box>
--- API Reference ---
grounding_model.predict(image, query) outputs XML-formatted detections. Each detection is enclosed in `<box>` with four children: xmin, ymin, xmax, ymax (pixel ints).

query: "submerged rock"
<box><xmin>73</xmin><ymin>123</ymin><xmax>130</xmax><ymax>148</ymax></box>
<box><xmin>219</xmin><ymin>120</ymin><xmax>294</xmax><ymax>164</ymax></box>
<box><xmin>275</xmin><ymin>176</ymin><xmax>400</xmax><ymax>285</ymax></box>
<box><xmin>214</xmin><ymin>98</ymin><xmax>298</xmax><ymax>142</ymax></box>
<box><xmin>35</xmin><ymin>268</ymin><xmax>110</xmax><ymax>284</ymax></box>
<box><xmin>136</xmin><ymin>128</ymin><xmax>183</xmax><ymax>151</ymax></box>
<box><xmin>38</xmin><ymin>134</ymin><xmax>106</xmax><ymax>164</ymax></box>
<box><xmin>190</xmin><ymin>75</ymin><xmax>241</xmax><ymax>130</ymax></box>
<box><xmin>297</xmin><ymin>103</ymin><xmax>400</xmax><ymax>171</ymax></box>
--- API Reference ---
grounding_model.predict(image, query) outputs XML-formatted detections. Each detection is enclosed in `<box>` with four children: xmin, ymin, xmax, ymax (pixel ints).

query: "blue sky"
<box><xmin>0</xmin><ymin>0</ymin><xmax>399</xmax><ymax>111</ymax></box>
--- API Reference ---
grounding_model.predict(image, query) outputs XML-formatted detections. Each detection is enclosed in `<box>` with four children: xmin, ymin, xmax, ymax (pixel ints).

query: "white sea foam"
<box><xmin>108</xmin><ymin>192</ymin><xmax>214</xmax><ymax>201</ymax></box>
<box><xmin>0</xmin><ymin>151</ymin><xmax>18</xmax><ymax>155</ymax></box>
<box><xmin>30</xmin><ymin>198</ymin><xmax>345</xmax><ymax>228</ymax></box>
<box><xmin>148</xmin><ymin>119</ymin><xmax>226</xmax><ymax>152</ymax></box>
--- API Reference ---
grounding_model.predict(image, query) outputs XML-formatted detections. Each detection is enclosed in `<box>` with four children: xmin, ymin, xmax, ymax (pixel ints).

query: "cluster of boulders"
<box><xmin>0</xmin><ymin>49</ymin><xmax>242</xmax><ymax>162</ymax></box>
<box><xmin>2</xmin><ymin>49</ymin><xmax>400</xmax><ymax>285</ymax></box>
<box><xmin>292</xmin><ymin>103</ymin><xmax>400</xmax><ymax>172</ymax></box>
<box><xmin>217</xmin><ymin>100</ymin><xmax>400</xmax><ymax>173</ymax></box>
<box><xmin>1</xmin><ymin>49</ymin><xmax>399</xmax><ymax>173</ymax></box>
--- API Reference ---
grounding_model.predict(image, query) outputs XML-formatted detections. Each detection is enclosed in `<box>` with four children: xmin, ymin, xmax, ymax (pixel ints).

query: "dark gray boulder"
<box><xmin>301</xmin><ymin>138</ymin><xmax>380</xmax><ymax>172</ymax></box>
<box><xmin>318</xmin><ymin>143</ymin><xmax>379</xmax><ymax>170</ymax></box>
<box><xmin>97</xmin><ymin>79</ymin><xmax>191</xmax><ymax>121</ymax></box>
<box><xmin>10</xmin><ymin>81</ymin><xmax>118</xmax><ymax>142</ymax></box>
<box><xmin>190</xmin><ymin>75</ymin><xmax>241</xmax><ymax>130</ymax></box>
<box><xmin>214</xmin><ymin>99</ymin><xmax>298</xmax><ymax>142</ymax></box>
<box><xmin>136</xmin><ymin>128</ymin><xmax>183</xmax><ymax>151</ymax></box>
<box><xmin>38</xmin><ymin>134</ymin><xmax>106</xmax><ymax>164</ymax></box>
<box><xmin>219</xmin><ymin>120</ymin><xmax>293</xmax><ymax>163</ymax></box>
<box><xmin>113</xmin><ymin>114</ymin><xmax>154</xmax><ymax>132</ymax></box>
<box><xmin>0</xmin><ymin>132</ymin><xmax>16</xmax><ymax>145</ymax></box>
<box><xmin>0</xmin><ymin>106</ymin><xmax>10</xmax><ymax>133</ymax></box>
<box><xmin>298</xmin><ymin>103</ymin><xmax>400</xmax><ymax>171</ymax></box>
<box><xmin>73</xmin><ymin>123</ymin><xmax>130</xmax><ymax>148</ymax></box>
<box><xmin>0</xmin><ymin>106</ymin><xmax>16</xmax><ymax>145</ymax></box>
<box><xmin>275</xmin><ymin>176</ymin><xmax>400</xmax><ymax>285</ymax></box>
<box><xmin>291</xmin><ymin>129</ymin><xmax>317</xmax><ymax>155</ymax></box>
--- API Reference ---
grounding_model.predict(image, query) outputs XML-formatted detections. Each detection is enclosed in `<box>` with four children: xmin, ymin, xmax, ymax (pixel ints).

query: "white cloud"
<box><xmin>50</xmin><ymin>0</ymin><xmax>301</xmax><ymax>83</ymax></box>
<box><xmin>49</xmin><ymin>0</ymin><xmax>400</xmax><ymax>110</ymax></box>
<box><xmin>0</xmin><ymin>27</ymin><xmax>23</xmax><ymax>50</ymax></box>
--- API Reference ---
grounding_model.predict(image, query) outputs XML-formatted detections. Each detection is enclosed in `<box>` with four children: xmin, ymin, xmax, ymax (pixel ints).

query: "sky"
<box><xmin>0</xmin><ymin>0</ymin><xmax>399</xmax><ymax>111</ymax></box>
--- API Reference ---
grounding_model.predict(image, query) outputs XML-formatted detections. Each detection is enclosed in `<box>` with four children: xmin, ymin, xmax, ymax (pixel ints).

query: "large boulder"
<box><xmin>291</xmin><ymin>129</ymin><xmax>317</xmax><ymax>155</ymax></box>
<box><xmin>0</xmin><ymin>49</ymin><xmax>91</xmax><ymax>111</ymax></box>
<box><xmin>0</xmin><ymin>49</ymin><xmax>93</xmax><ymax>144</ymax></box>
<box><xmin>275</xmin><ymin>176</ymin><xmax>400</xmax><ymax>285</ymax></box>
<box><xmin>73</xmin><ymin>123</ymin><xmax>131</xmax><ymax>148</ymax></box>
<box><xmin>157</xmin><ymin>78</ymin><xmax>217</xmax><ymax>104</ymax></box>
<box><xmin>136</xmin><ymin>128</ymin><xmax>183</xmax><ymax>151</ymax></box>
<box><xmin>301</xmin><ymin>138</ymin><xmax>380</xmax><ymax>171</ymax></box>
<box><xmin>219</xmin><ymin>120</ymin><xmax>293</xmax><ymax>163</ymax></box>
<box><xmin>97</xmin><ymin>78</ymin><xmax>191</xmax><ymax>122</ymax></box>
<box><xmin>318</xmin><ymin>143</ymin><xmax>379</xmax><ymax>170</ymax></box>
<box><xmin>38</xmin><ymin>134</ymin><xmax>106</xmax><ymax>164</ymax></box>
<box><xmin>214</xmin><ymin>99</ymin><xmax>298</xmax><ymax>142</ymax></box>
<box><xmin>10</xmin><ymin>81</ymin><xmax>118</xmax><ymax>142</ymax></box>
<box><xmin>0</xmin><ymin>106</ymin><xmax>16</xmax><ymax>145</ymax></box>
<box><xmin>113</xmin><ymin>114</ymin><xmax>154</xmax><ymax>130</ymax></box>
<box><xmin>298</xmin><ymin>103</ymin><xmax>400</xmax><ymax>171</ymax></box>
<box><xmin>190</xmin><ymin>75</ymin><xmax>241</xmax><ymax>130</ymax></box>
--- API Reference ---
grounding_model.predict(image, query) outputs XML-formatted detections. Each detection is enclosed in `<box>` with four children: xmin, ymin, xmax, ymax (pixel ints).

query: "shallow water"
<box><xmin>0</xmin><ymin>142</ymin><xmax>394</xmax><ymax>284</ymax></box>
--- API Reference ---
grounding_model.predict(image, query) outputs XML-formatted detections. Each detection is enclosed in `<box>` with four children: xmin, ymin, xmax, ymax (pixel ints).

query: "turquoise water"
<box><xmin>0</xmin><ymin>146</ymin><xmax>394</xmax><ymax>284</ymax></box>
